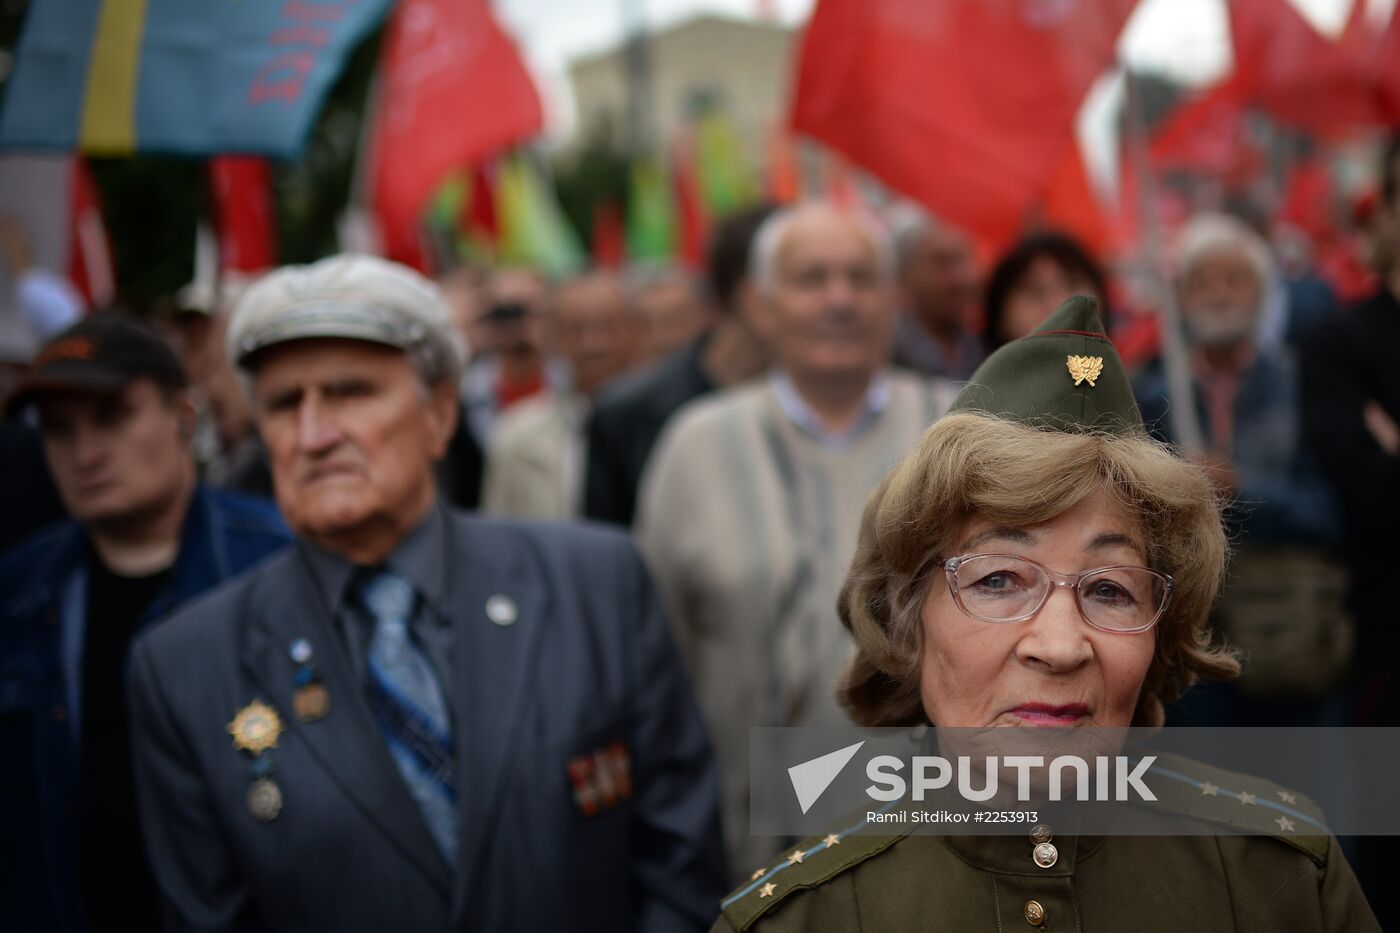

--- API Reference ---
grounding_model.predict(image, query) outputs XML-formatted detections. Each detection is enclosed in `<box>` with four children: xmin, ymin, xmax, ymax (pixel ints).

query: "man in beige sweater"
<box><xmin>635</xmin><ymin>202</ymin><xmax>956</xmax><ymax>878</ymax></box>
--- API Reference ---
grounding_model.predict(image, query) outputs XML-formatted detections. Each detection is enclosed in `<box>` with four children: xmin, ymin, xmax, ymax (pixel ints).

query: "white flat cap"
<box><xmin>227</xmin><ymin>254</ymin><xmax>462</xmax><ymax>381</ymax></box>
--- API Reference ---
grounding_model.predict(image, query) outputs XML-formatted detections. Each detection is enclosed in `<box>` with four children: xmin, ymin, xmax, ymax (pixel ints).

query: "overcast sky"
<box><xmin>493</xmin><ymin>0</ymin><xmax>1393</xmax><ymax>141</ymax></box>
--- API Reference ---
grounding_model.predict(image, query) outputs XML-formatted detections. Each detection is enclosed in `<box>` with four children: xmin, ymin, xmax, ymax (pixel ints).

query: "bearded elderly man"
<box><xmin>636</xmin><ymin>202</ymin><xmax>957</xmax><ymax>878</ymax></box>
<box><xmin>126</xmin><ymin>255</ymin><xmax>725</xmax><ymax>932</ymax></box>
<box><xmin>1134</xmin><ymin>214</ymin><xmax>1343</xmax><ymax>725</ymax></box>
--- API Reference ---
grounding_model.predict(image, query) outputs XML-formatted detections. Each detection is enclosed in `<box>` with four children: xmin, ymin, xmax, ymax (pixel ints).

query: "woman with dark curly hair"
<box><xmin>983</xmin><ymin>230</ymin><xmax>1108</xmax><ymax>355</ymax></box>
<box><xmin>714</xmin><ymin>296</ymin><xmax>1377</xmax><ymax>933</ymax></box>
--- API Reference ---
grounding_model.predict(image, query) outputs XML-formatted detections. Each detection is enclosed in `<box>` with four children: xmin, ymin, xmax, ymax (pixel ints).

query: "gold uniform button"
<box><xmin>1029</xmin><ymin>823</ymin><xmax>1053</xmax><ymax>845</ymax></box>
<box><xmin>1032</xmin><ymin>842</ymin><xmax>1059</xmax><ymax>868</ymax></box>
<box><xmin>1024</xmin><ymin>899</ymin><xmax>1047</xmax><ymax>926</ymax></box>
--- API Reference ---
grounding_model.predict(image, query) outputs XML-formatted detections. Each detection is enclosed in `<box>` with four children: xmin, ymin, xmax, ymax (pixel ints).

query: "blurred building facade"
<box><xmin>567</xmin><ymin>14</ymin><xmax>793</xmax><ymax>160</ymax></box>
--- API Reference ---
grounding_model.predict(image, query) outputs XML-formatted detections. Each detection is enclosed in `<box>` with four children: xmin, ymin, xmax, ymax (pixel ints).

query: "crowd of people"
<box><xmin>2</xmin><ymin>136</ymin><xmax>1398</xmax><ymax>930</ymax></box>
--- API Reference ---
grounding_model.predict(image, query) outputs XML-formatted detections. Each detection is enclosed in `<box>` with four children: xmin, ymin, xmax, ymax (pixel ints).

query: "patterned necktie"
<box><xmin>358</xmin><ymin>570</ymin><xmax>458</xmax><ymax>863</ymax></box>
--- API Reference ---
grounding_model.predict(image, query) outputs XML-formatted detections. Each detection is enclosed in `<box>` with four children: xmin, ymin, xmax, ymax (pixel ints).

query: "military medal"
<box><xmin>293</xmin><ymin>681</ymin><xmax>330</xmax><ymax>722</ymax></box>
<box><xmin>289</xmin><ymin>639</ymin><xmax>331</xmax><ymax>723</ymax></box>
<box><xmin>229</xmin><ymin>700</ymin><xmax>286</xmax><ymax>822</ymax></box>
<box><xmin>247</xmin><ymin>776</ymin><xmax>283</xmax><ymax>822</ymax></box>
<box><xmin>228</xmin><ymin>700</ymin><xmax>283</xmax><ymax>754</ymax></box>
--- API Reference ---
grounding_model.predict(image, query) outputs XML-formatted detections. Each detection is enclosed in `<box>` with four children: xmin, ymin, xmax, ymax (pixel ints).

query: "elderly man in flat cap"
<box><xmin>126</xmin><ymin>255</ymin><xmax>726</xmax><ymax>932</ymax></box>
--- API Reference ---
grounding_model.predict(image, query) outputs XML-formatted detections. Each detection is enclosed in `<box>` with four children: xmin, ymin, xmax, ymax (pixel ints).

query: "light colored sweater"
<box><xmin>635</xmin><ymin>371</ymin><xmax>955</xmax><ymax>877</ymax></box>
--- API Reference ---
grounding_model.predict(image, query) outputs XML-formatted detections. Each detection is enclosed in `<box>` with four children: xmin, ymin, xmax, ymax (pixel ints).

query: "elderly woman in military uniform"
<box><xmin>714</xmin><ymin>296</ymin><xmax>1378</xmax><ymax>932</ymax></box>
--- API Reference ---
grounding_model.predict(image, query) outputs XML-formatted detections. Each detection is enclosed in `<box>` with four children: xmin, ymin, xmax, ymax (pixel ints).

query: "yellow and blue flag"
<box><xmin>0</xmin><ymin>0</ymin><xmax>392</xmax><ymax>157</ymax></box>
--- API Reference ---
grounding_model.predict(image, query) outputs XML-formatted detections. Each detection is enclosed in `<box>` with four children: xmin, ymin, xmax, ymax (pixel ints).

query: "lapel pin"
<box><xmin>289</xmin><ymin>640</ymin><xmax>330</xmax><ymax>723</ymax></box>
<box><xmin>485</xmin><ymin>594</ymin><xmax>518</xmax><ymax>626</ymax></box>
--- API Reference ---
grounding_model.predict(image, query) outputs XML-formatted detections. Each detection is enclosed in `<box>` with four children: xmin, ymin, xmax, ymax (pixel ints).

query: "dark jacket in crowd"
<box><xmin>0</xmin><ymin>485</ymin><xmax>290</xmax><ymax>933</ymax></box>
<box><xmin>1300</xmin><ymin>288</ymin><xmax>1400</xmax><ymax>704</ymax></box>
<box><xmin>0</xmin><ymin>421</ymin><xmax>66</xmax><ymax>553</ymax></box>
<box><xmin>127</xmin><ymin>514</ymin><xmax>726</xmax><ymax>932</ymax></box>
<box><xmin>1136</xmin><ymin>348</ymin><xmax>1341</xmax><ymax>547</ymax></box>
<box><xmin>584</xmin><ymin>337</ymin><xmax>714</xmax><ymax>526</ymax></box>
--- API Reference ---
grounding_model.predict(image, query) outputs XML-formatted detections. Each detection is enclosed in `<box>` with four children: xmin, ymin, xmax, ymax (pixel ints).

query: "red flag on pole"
<box><xmin>1226</xmin><ymin>0</ymin><xmax>1383</xmax><ymax>133</ymax></box>
<box><xmin>765</xmin><ymin>127</ymin><xmax>802</xmax><ymax>204</ymax></box>
<box><xmin>1149</xmin><ymin>80</ymin><xmax>1254</xmax><ymax>176</ymax></box>
<box><xmin>1041</xmin><ymin>143</ymin><xmax>1111</xmax><ymax>258</ymax></box>
<box><xmin>68</xmin><ymin>158</ymin><xmax>113</xmax><ymax>308</ymax></box>
<box><xmin>672</xmin><ymin>135</ymin><xmax>709</xmax><ymax>269</ymax></box>
<box><xmin>791</xmin><ymin>0</ymin><xmax>1137</xmax><ymax>246</ymax></box>
<box><xmin>209</xmin><ymin>156</ymin><xmax>277</xmax><ymax>273</ymax></box>
<box><xmin>1376</xmin><ymin>10</ymin><xmax>1400</xmax><ymax>123</ymax></box>
<box><xmin>591</xmin><ymin>201</ymin><xmax>626</xmax><ymax>269</ymax></box>
<box><xmin>366</xmin><ymin>0</ymin><xmax>543</xmax><ymax>268</ymax></box>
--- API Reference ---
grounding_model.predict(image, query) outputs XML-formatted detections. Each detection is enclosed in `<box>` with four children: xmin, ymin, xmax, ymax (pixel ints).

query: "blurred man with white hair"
<box><xmin>636</xmin><ymin>202</ymin><xmax>956</xmax><ymax>877</ymax></box>
<box><xmin>1134</xmin><ymin>213</ymin><xmax>1343</xmax><ymax>723</ymax></box>
<box><xmin>126</xmin><ymin>254</ymin><xmax>725</xmax><ymax>932</ymax></box>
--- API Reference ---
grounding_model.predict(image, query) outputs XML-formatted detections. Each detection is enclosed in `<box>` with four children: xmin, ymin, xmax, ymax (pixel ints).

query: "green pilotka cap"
<box><xmin>951</xmin><ymin>294</ymin><xmax>1145</xmax><ymax>436</ymax></box>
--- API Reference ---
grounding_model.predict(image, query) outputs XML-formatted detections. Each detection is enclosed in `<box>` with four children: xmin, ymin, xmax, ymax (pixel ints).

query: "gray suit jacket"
<box><xmin>128</xmin><ymin>514</ymin><xmax>726</xmax><ymax>932</ymax></box>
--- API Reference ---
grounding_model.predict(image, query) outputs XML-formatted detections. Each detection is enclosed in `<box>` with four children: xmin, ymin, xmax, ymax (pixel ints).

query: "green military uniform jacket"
<box><xmin>714</xmin><ymin>757</ymin><xmax>1379</xmax><ymax>932</ymax></box>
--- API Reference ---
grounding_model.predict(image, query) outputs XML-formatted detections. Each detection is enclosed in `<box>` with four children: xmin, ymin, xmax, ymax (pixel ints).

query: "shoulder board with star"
<box><xmin>1140</xmin><ymin>751</ymin><xmax>1330</xmax><ymax>865</ymax></box>
<box><xmin>720</xmin><ymin>809</ymin><xmax>912</xmax><ymax>932</ymax></box>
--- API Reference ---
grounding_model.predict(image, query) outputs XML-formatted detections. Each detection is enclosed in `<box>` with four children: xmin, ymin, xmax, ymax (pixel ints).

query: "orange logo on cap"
<box><xmin>34</xmin><ymin>337</ymin><xmax>97</xmax><ymax>367</ymax></box>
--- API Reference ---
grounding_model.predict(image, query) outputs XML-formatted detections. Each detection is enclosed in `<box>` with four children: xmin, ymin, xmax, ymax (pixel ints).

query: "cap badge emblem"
<box><xmin>1066</xmin><ymin>355</ymin><xmax>1104</xmax><ymax>387</ymax></box>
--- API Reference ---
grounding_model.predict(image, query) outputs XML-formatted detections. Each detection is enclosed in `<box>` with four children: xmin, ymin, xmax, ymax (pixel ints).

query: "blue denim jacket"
<box><xmin>0</xmin><ymin>485</ymin><xmax>291</xmax><ymax>932</ymax></box>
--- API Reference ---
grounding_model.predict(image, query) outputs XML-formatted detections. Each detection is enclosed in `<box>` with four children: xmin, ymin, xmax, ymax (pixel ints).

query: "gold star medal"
<box><xmin>228</xmin><ymin>700</ymin><xmax>283</xmax><ymax>755</ymax></box>
<box><xmin>1066</xmin><ymin>354</ymin><xmax>1104</xmax><ymax>387</ymax></box>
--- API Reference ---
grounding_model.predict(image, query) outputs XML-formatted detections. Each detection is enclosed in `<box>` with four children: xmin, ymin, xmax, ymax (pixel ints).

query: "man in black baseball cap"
<box><xmin>7</xmin><ymin>311</ymin><xmax>188</xmax><ymax>411</ymax></box>
<box><xmin>0</xmin><ymin>311</ymin><xmax>291</xmax><ymax>933</ymax></box>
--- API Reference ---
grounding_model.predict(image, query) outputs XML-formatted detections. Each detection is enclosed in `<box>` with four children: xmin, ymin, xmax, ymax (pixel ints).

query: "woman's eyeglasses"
<box><xmin>943</xmin><ymin>553</ymin><xmax>1173</xmax><ymax>634</ymax></box>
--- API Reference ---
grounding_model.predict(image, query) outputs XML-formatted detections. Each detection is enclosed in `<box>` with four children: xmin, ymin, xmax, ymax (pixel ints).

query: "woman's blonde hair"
<box><xmin>838</xmin><ymin>412</ymin><xmax>1240</xmax><ymax>728</ymax></box>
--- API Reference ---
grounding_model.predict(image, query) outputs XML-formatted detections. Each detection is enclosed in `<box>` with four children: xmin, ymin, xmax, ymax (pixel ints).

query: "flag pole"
<box><xmin>622</xmin><ymin>0</ymin><xmax>654</xmax><ymax>159</ymax></box>
<box><xmin>1123</xmin><ymin>68</ymin><xmax>1204</xmax><ymax>454</ymax></box>
<box><xmin>338</xmin><ymin>71</ymin><xmax>384</xmax><ymax>255</ymax></box>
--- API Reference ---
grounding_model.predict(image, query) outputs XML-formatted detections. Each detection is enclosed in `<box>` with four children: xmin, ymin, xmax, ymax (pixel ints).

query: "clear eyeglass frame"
<box><xmin>942</xmin><ymin>553</ymin><xmax>1174</xmax><ymax>635</ymax></box>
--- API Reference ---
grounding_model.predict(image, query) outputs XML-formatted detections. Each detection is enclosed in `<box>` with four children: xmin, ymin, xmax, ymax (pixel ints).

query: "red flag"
<box><xmin>591</xmin><ymin>201</ymin><xmax>625</xmax><ymax>269</ymax></box>
<box><xmin>1376</xmin><ymin>11</ymin><xmax>1400</xmax><ymax>123</ymax></box>
<box><xmin>1041</xmin><ymin>143</ymin><xmax>1110</xmax><ymax>258</ymax></box>
<box><xmin>791</xmin><ymin>0</ymin><xmax>1137</xmax><ymax>246</ymax></box>
<box><xmin>460</xmin><ymin>161</ymin><xmax>499</xmax><ymax>248</ymax></box>
<box><xmin>367</xmin><ymin>0</ymin><xmax>543</xmax><ymax>268</ymax></box>
<box><xmin>1227</xmin><ymin>0</ymin><xmax>1383</xmax><ymax>133</ymax></box>
<box><xmin>672</xmin><ymin>135</ymin><xmax>708</xmax><ymax>269</ymax></box>
<box><xmin>67</xmin><ymin>158</ymin><xmax>113</xmax><ymax>309</ymax></box>
<box><xmin>765</xmin><ymin>126</ymin><xmax>802</xmax><ymax>204</ymax></box>
<box><xmin>1279</xmin><ymin>156</ymin><xmax>1334</xmax><ymax>241</ymax></box>
<box><xmin>209</xmin><ymin>156</ymin><xmax>277</xmax><ymax>273</ymax></box>
<box><xmin>1149</xmin><ymin>80</ymin><xmax>1254</xmax><ymax>176</ymax></box>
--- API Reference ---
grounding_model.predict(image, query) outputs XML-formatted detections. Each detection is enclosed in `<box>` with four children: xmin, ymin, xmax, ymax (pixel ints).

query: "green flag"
<box><xmin>497</xmin><ymin>155</ymin><xmax>585</xmax><ymax>278</ymax></box>
<box><xmin>627</xmin><ymin>159</ymin><xmax>675</xmax><ymax>262</ymax></box>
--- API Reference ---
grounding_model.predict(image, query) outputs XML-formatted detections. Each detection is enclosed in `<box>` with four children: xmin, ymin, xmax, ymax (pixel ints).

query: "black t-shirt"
<box><xmin>77</xmin><ymin>558</ymin><xmax>171</xmax><ymax>931</ymax></box>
